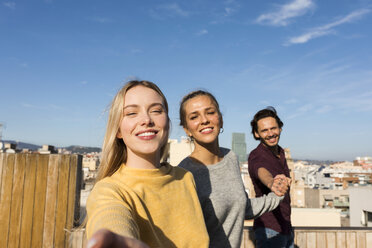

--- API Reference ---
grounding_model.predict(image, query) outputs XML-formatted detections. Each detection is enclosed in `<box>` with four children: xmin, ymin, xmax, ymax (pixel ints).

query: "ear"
<box><xmin>116</xmin><ymin>129</ymin><xmax>123</xmax><ymax>139</ymax></box>
<box><xmin>254</xmin><ymin>131</ymin><xmax>260</xmax><ymax>139</ymax></box>
<box><xmin>183</xmin><ymin>127</ymin><xmax>192</xmax><ymax>137</ymax></box>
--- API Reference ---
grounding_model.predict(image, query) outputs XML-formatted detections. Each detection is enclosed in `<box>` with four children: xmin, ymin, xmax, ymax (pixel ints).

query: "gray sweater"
<box><xmin>178</xmin><ymin>148</ymin><xmax>283</xmax><ymax>248</ymax></box>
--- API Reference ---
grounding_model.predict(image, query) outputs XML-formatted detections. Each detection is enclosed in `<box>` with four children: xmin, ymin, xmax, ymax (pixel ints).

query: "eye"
<box><xmin>151</xmin><ymin>108</ymin><xmax>164</xmax><ymax>114</ymax></box>
<box><xmin>124</xmin><ymin>111</ymin><xmax>137</xmax><ymax>117</ymax></box>
<box><xmin>207</xmin><ymin>111</ymin><xmax>216</xmax><ymax>115</ymax></box>
<box><xmin>189</xmin><ymin>115</ymin><xmax>198</xmax><ymax>120</ymax></box>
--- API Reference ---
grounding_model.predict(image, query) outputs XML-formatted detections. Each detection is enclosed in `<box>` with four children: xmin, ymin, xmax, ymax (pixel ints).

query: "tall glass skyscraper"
<box><xmin>232</xmin><ymin>132</ymin><xmax>247</xmax><ymax>164</ymax></box>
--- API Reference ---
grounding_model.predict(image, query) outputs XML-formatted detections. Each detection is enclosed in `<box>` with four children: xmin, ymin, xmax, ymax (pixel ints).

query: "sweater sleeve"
<box><xmin>244</xmin><ymin>192</ymin><xmax>284</xmax><ymax>219</ymax></box>
<box><xmin>86</xmin><ymin>181</ymin><xmax>140</xmax><ymax>240</ymax></box>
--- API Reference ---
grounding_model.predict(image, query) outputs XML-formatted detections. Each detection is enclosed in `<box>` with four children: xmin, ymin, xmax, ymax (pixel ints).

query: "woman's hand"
<box><xmin>270</xmin><ymin>174</ymin><xmax>291</xmax><ymax>196</ymax></box>
<box><xmin>86</xmin><ymin>229</ymin><xmax>150</xmax><ymax>248</ymax></box>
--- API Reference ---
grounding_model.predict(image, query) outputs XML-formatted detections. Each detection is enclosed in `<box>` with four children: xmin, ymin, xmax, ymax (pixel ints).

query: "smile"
<box><xmin>200</xmin><ymin>127</ymin><xmax>213</xmax><ymax>134</ymax></box>
<box><xmin>136</xmin><ymin>130</ymin><xmax>158</xmax><ymax>140</ymax></box>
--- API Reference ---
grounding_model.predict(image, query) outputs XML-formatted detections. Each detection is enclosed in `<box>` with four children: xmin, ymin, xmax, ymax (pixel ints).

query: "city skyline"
<box><xmin>1</xmin><ymin>0</ymin><xmax>372</xmax><ymax>161</ymax></box>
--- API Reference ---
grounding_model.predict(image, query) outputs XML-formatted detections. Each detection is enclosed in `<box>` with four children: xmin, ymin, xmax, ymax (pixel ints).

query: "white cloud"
<box><xmin>22</xmin><ymin>103</ymin><xmax>38</xmax><ymax>109</ymax></box>
<box><xmin>256</xmin><ymin>0</ymin><xmax>314</xmax><ymax>26</ymax></box>
<box><xmin>196</xmin><ymin>29</ymin><xmax>208</xmax><ymax>36</ymax></box>
<box><xmin>316</xmin><ymin>105</ymin><xmax>333</xmax><ymax>113</ymax></box>
<box><xmin>287</xmin><ymin>8</ymin><xmax>371</xmax><ymax>45</ymax></box>
<box><xmin>89</xmin><ymin>17</ymin><xmax>113</xmax><ymax>24</ymax></box>
<box><xmin>3</xmin><ymin>2</ymin><xmax>16</xmax><ymax>10</ymax></box>
<box><xmin>21</xmin><ymin>103</ymin><xmax>64</xmax><ymax>111</ymax></box>
<box><xmin>152</xmin><ymin>3</ymin><xmax>189</xmax><ymax>18</ymax></box>
<box><xmin>224</xmin><ymin>6</ymin><xmax>238</xmax><ymax>17</ymax></box>
<box><xmin>285</xmin><ymin>98</ymin><xmax>298</xmax><ymax>104</ymax></box>
<box><xmin>131</xmin><ymin>49</ymin><xmax>143</xmax><ymax>54</ymax></box>
<box><xmin>287</xmin><ymin>103</ymin><xmax>314</xmax><ymax>119</ymax></box>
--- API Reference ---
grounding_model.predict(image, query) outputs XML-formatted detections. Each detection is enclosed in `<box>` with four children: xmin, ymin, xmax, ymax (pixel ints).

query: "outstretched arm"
<box><xmin>245</xmin><ymin>192</ymin><xmax>284</xmax><ymax>219</ymax></box>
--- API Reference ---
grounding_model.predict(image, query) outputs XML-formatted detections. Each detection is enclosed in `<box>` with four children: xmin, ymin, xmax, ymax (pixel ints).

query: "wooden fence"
<box><xmin>240</xmin><ymin>226</ymin><xmax>372</xmax><ymax>248</ymax></box>
<box><xmin>0</xmin><ymin>153</ymin><xmax>82</xmax><ymax>248</ymax></box>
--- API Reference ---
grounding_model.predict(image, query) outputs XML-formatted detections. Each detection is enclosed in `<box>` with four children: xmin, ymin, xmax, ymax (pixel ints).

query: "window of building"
<box><xmin>361</xmin><ymin>210</ymin><xmax>372</xmax><ymax>227</ymax></box>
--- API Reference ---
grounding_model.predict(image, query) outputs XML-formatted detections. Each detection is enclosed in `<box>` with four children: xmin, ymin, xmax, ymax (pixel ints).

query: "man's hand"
<box><xmin>257</xmin><ymin>168</ymin><xmax>291</xmax><ymax>196</ymax></box>
<box><xmin>269</xmin><ymin>174</ymin><xmax>291</xmax><ymax>196</ymax></box>
<box><xmin>86</xmin><ymin>229</ymin><xmax>150</xmax><ymax>248</ymax></box>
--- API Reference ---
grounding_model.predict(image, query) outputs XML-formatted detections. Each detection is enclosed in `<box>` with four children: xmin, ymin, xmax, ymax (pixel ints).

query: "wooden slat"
<box><xmin>366</xmin><ymin>233</ymin><xmax>372</xmax><ymax>248</ymax></box>
<box><xmin>336</xmin><ymin>232</ymin><xmax>346</xmax><ymax>248</ymax></box>
<box><xmin>356</xmin><ymin>232</ymin><xmax>366</xmax><ymax>248</ymax></box>
<box><xmin>54</xmin><ymin>155</ymin><xmax>71</xmax><ymax>248</ymax></box>
<box><xmin>8</xmin><ymin>153</ymin><xmax>27</xmax><ymax>247</ymax></box>
<box><xmin>316</xmin><ymin>232</ymin><xmax>326</xmax><ymax>248</ymax></box>
<box><xmin>245</xmin><ymin>229</ymin><xmax>255</xmax><ymax>248</ymax></box>
<box><xmin>65</xmin><ymin>155</ymin><xmax>78</xmax><ymax>248</ymax></box>
<box><xmin>20</xmin><ymin>154</ymin><xmax>38</xmax><ymax>248</ymax></box>
<box><xmin>71</xmin><ymin>229</ymin><xmax>85</xmax><ymax>248</ymax></box>
<box><xmin>0</xmin><ymin>153</ymin><xmax>5</xmax><ymax>199</ymax></box>
<box><xmin>43</xmin><ymin>154</ymin><xmax>60</xmax><ymax>248</ymax></box>
<box><xmin>325</xmin><ymin>232</ymin><xmax>336</xmax><ymax>248</ymax></box>
<box><xmin>31</xmin><ymin>154</ymin><xmax>49</xmax><ymax>248</ymax></box>
<box><xmin>0</xmin><ymin>153</ymin><xmax>15</xmax><ymax>248</ymax></box>
<box><xmin>240</xmin><ymin>229</ymin><xmax>248</xmax><ymax>248</ymax></box>
<box><xmin>346</xmin><ymin>232</ymin><xmax>356</xmax><ymax>248</ymax></box>
<box><xmin>307</xmin><ymin>232</ymin><xmax>317</xmax><ymax>248</ymax></box>
<box><xmin>295</xmin><ymin>231</ymin><xmax>307</xmax><ymax>248</ymax></box>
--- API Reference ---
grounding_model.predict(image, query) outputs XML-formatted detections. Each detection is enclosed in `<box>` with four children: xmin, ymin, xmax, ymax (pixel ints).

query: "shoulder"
<box><xmin>178</xmin><ymin>156</ymin><xmax>192</xmax><ymax>169</ymax></box>
<box><xmin>224</xmin><ymin>148</ymin><xmax>238</xmax><ymax>160</ymax></box>
<box><xmin>220</xmin><ymin>147</ymin><xmax>231</xmax><ymax>156</ymax></box>
<box><xmin>248</xmin><ymin>144</ymin><xmax>266</xmax><ymax>162</ymax></box>
<box><xmin>178</xmin><ymin>157</ymin><xmax>204</xmax><ymax>174</ymax></box>
<box><xmin>88</xmin><ymin>177</ymin><xmax>127</xmax><ymax>202</ymax></box>
<box><xmin>248</xmin><ymin>145</ymin><xmax>268</xmax><ymax>175</ymax></box>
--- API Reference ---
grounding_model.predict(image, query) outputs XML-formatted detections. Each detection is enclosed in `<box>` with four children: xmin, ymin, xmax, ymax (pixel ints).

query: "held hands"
<box><xmin>268</xmin><ymin>174</ymin><xmax>291</xmax><ymax>197</ymax></box>
<box><xmin>86</xmin><ymin>229</ymin><xmax>150</xmax><ymax>248</ymax></box>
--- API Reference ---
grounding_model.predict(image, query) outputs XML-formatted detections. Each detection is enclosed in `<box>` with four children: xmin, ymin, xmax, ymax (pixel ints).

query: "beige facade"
<box><xmin>349</xmin><ymin>186</ymin><xmax>372</xmax><ymax>227</ymax></box>
<box><xmin>168</xmin><ymin>138</ymin><xmax>194</xmax><ymax>166</ymax></box>
<box><xmin>83</xmin><ymin>156</ymin><xmax>99</xmax><ymax>171</ymax></box>
<box><xmin>291</xmin><ymin>181</ymin><xmax>305</xmax><ymax>207</ymax></box>
<box><xmin>291</xmin><ymin>208</ymin><xmax>341</xmax><ymax>227</ymax></box>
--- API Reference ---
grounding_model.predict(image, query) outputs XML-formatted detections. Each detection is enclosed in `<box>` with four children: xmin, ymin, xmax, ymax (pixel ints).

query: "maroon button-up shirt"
<box><xmin>248</xmin><ymin>143</ymin><xmax>292</xmax><ymax>234</ymax></box>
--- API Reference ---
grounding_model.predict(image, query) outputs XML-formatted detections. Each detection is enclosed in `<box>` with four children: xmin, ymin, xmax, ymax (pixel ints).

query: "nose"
<box><xmin>200</xmin><ymin>114</ymin><xmax>209</xmax><ymax>124</ymax></box>
<box><xmin>140</xmin><ymin>112</ymin><xmax>153</xmax><ymax>126</ymax></box>
<box><xmin>267</xmin><ymin>130</ymin><xmax>274</xmax><ymax>137</ymax></box>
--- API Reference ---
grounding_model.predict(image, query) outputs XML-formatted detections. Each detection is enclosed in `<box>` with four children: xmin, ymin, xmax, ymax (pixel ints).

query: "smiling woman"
<box><xmin>85</xmin><ymin>81</ymin><xmax>209</xmax><ymax>248</ymax></box>
<box><xmin>178</xmin><ymin>90</ymin><xmax>290</xmax><ymax>248</ymax></box>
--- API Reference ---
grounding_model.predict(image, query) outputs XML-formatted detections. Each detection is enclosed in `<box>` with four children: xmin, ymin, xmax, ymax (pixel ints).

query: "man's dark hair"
<box><xmin>250</xmin><ymin>106</ymin><xmax>283</xmax><ymax>140</ymax></box>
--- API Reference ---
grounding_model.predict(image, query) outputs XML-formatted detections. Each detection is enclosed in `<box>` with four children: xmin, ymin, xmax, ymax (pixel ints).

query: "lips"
<box><xmin>136</xmin><ymin>130</ymin><xmax>158</xmax><ymax>140</ymax></box>
<box><xmin>266</xmin><ymin>135</ymin><xmax>278</xmax><ymax>143</ymax></box>
<box><xmin>200</xmin><ymin>127</ymin><xmax>213</xmax><ymax>134</ymax></box>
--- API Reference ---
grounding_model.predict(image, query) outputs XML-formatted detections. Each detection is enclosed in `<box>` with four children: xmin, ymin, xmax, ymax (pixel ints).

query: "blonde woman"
<box><xmin>178</xmin><ymin>90</ymin><xmax>290</xmax><ymax>248</ymax></box>
<box><xmin>86</xmin><ymin>81</ymin><xmax>209</xmax><ymax>248</ymax></box>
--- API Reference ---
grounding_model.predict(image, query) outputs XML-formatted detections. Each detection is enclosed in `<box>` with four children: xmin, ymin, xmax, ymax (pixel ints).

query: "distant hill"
<box><xmin>2</xmin><ymin>140</ymin><xmax>101</xmax><ymax>154</ymax></box>
<box><xmin>2</xmin><ymin>140</ymin><xmax>41</xmax><ymax>150</ymax></box>
<box><xmin>293</xmin><ymin>159</ymin><xmax>338</xmax><ymax>166</ymax></box>
<box><xmin>64</xmin><ymin>145</ymin><xmax>101</xmax><ymax>154</ymax></box>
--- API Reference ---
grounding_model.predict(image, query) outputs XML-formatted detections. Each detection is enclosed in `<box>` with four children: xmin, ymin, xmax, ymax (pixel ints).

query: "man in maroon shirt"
<box><xmin>248</xmin><ymin>106</ymin><xmax>293</xmax><ymax>248</ymax></box>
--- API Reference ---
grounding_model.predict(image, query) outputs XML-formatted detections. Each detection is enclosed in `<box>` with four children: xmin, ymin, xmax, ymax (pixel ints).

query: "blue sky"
<box><xmin>1</xmin><ymin>0</ymin><xmax>371</xmax><ymax>161</ymax></box>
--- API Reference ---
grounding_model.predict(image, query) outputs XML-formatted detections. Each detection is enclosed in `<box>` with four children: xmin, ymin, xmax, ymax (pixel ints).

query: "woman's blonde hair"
<box><xmin>96</xmin><ymin>80</ymin><xmax>170</xmax><ymax>182</ymax></box>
